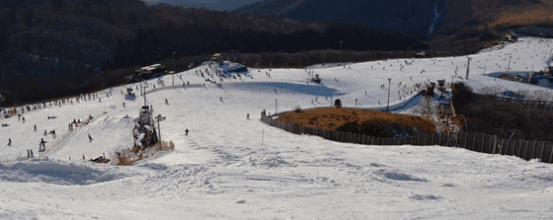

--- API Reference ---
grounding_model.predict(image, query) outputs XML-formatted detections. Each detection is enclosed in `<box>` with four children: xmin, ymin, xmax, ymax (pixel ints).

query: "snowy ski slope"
<box><xmin>1</xmin><ymin>37</ymin><xmax>553</xmax><ymax>219</ymax></box>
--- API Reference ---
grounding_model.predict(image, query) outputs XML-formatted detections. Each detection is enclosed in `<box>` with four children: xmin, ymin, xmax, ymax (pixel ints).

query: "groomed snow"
<box><xmin>1</xmin><ymin>37</ymin><xmax>553</xmax><ymax>219</ymax></box>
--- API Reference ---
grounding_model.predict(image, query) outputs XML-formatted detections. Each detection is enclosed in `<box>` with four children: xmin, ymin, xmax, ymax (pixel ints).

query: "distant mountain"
<box><xmin>143</xmin><ymin>0</ymin><xmax>261</xmax><ymax>11</ymax></box>
<box><xmin>234</xmin><ymin>0</ymin><xmax>443</xmax><ymax>39</ymax></box>
<box><xmin>234</xmin><ymin>0</ymin><xmax>553</xmax><ymax>39</ymax></box>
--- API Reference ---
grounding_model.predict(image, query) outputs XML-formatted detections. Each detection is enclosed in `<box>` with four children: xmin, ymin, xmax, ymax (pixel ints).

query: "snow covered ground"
<box><xmin>1</xmin><ymin>37</ymin><xmax>553</xmax><ymax>219</ymax></box>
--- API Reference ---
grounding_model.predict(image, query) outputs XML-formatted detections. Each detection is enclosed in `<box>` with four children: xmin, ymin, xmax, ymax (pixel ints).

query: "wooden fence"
<box><xmin>483</xmin><ymin>95</ymin><xmax>553</xmax><ymax>111</ymax></box>
<box><xmin>260</xmin><ymin>112</ymin><xmax>553</xmax><ymax>163</ymax></box>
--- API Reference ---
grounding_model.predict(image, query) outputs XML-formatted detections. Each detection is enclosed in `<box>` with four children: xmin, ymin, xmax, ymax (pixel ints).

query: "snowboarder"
<box><xmin>34</xmin><ymin>124</ymin><xmax>37</xmax><ymax>132</ymax></box>
<box><xmin>88</xmin><ymin>134</ymin><xmax>93</xmax><ymax>142</ymax></box>
<box><xmin>123</xmin><ymin>102</ymin><xmax>126</xmax><ymax>108</ymax></box>
<box><xmin>30</xmin><ymin>149</ymin><xmax>33</xmax><ymax>157</ymax></box>
<box><xmin>165</xmin><ymin>99</ymin><xmax>168</xmax><ymax>105</ymax></box>
<box><xmin>43</xmin><ymin>130</ymin><xmax>47</xmax><ymax>136</ymax></box>
<box><xmin>246</xmin><ymin>113</ymin><xmax>250</xmax><ymax>120</ymax></box>
<box><xmin>185</xmin><ymin>129</ymin><xmax>189</xmax><ymax>136</ymax></box>
<box><xmin>22</xmin><ymin>117</ymin><xmax>25</xmax><ymax>123</ymax></box>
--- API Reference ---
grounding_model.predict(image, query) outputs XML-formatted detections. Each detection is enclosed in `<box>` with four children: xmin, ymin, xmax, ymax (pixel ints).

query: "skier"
<box><xmin>165</xmin><ymin>99</ymin><xmax>168</xmax><ymax>105</ymax></box>
<box><xmin>8</xmin><ymin>138</ymin><xmax>11</xmax><ymax>146</ymax></box>
<box><xmin>39</xmin><ymin>138</ymin><xmax>47</xmax><ymax>152</ymax></box>
<box><xmin>43</xmin><ymin>130</ymin><xmax>47</xmax><ymax>136</ymax></box>
<box><xmin>88</xmin><ymin>134</ymin><xmax>93</xmax><ymax>142</ymax></box>
<box><xmin>34</xmin><ymin>124</ymin><xmax>37</xmax><ymax>132</ymax></box>
<box><xmin>246</xmin><ymin>113</ymin><xmax>250</xmax><ymax>120</ymax></box>
<box><xmin>185</xmin><ymin>129</ymin><xmax>189</xmax><ymax>136</ymax></box>
<box><xmin>22</xmin><ymin>117</ymin><xmax>25</xmax><ymax>123</ymax></box>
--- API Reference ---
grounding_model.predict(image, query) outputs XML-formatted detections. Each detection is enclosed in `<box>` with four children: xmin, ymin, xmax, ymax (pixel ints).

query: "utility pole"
<box><xmin>156</xmin><ymin>114</ymin><xmax>165</xmax><ymax>143</ymax></box>
<box><xmin>275</xmin><ymin>99</ymin><xmax>277</xmax><ymax>115</ymax></box>
<box><xmin>386</xmin><ymin>78</ymin><xmax>392</xmax><ymax>111</ymax></box>
<box><xmin>465</xmin><ymin>57</ymin><xmax>472</xmax><ymax>79</ymax></box>
<box><xmin>172</xmin><ymin>51</ymin><xmax>176</xmax><ymax>87</ymax></box>
<box><xmin>141</xmin><ymin>83</ymin><xmax>148</xmax><ymax>106</ymax></box>
<box><xmin>0</xmin><ymin>95</ymin><xmax>4</xmax><ymax>118</ymax></box>
<box><xmin>157</xmin><ymin>115</ymin><xmax>161</xmax><ymax>143</ymax></box>
<box><xmin>507</xmin><ymin>54</ymin><xmax>512</xmax><ymax>74</ymax></box>
<box><xmin>340</xmin><ymin>41</ymin><xmax>343</xmax><ymax>65</ymax></box>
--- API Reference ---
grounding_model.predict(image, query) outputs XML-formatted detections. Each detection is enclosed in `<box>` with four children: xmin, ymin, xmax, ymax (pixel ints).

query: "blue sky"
<box><xmin>143</xmin><ymin>0</ymin><xmax>261</xmax><ymax>11</ymax></box>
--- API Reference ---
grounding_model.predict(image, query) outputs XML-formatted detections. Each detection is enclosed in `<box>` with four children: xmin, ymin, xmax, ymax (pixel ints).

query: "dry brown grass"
<box><xmin>276</xmin><ymin>107</ymin><xmax>436</xmax><ymax>134</ymax></box>
<box><xmin>116</xmin><ymin>141</ymin><xmax>175</xmax><ymax>166</ymax></box>
<box><xmin>487</xmin><ymin>6</ymin><xmax>553</xmax><ymax>28</ymax></box>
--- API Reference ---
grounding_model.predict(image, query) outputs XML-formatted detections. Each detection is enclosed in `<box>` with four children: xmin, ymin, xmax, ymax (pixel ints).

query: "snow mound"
<box><xmin>246</xmin><ymin>155</ymin><xmax>293</xmax><ymax>168</ymax></box>
<box><xmin>409</xmin><ymin>194</ymin><xmax>442</xmax><ymax>201</ymax></box>
<box><xmin>139</xmin><ymin>164</ymin><xmax>214</xmax><ymax>195</ymax></box>
<box><xmin>0</xmin><ymin>158</ymin><xmax>127</xmax><ymax>185</ymax></box>
<box><xmin>374</xmin><ymin>169</ymin><xmax>428</xmax><ymax>182</ymax></box>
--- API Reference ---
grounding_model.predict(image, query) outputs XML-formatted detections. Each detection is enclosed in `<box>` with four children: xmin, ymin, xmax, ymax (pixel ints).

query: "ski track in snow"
<box><xmin>1</xmin><ymin>37</ymin><xmax>553</xmax><ymax>219</ymax></box>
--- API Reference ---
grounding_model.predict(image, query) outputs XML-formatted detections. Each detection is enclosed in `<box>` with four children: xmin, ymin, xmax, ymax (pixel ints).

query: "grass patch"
<box><xmin>276</xmin><ymin>107</ymin><xmax>436</xmax><ymax>138</ymax></box>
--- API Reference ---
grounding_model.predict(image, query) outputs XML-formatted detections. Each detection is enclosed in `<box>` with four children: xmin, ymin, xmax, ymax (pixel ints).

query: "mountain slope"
<box><xmin>234</xmin><ymin>0</ymin><xmax>441</xmax><ymax>39</ymax></box>
<box><xmin>235</xmin><ymin>0</ymin><xmax>553</xmax><ymax>38</ymax></box>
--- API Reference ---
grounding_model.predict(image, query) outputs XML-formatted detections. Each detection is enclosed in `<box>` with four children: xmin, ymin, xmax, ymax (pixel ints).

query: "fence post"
<box><xmin>472</xmin><ymin>132</ymin><xmax>477</xmax><ymax>151</ymax></box>
<box><xmin>447</xmin><ymin>131</ymin><xmax>450</xmax><ymax>146</ymax></box>
<box><xmin>517</xmin><ymin>140</ymin><xmax>522</xmax><ymax>158</ymax></box>
<box><xmin>531</xmin><ymin>140</ymin><xmax>537</xmax><ymax>159</ymax></box>
<box><xmin>481</xmin><ymin>134</ymin><xmax>486</xmax><ymax>153</ymax></box>
<box><xmin>455</xmin><ymin>131</ymin><xmax>459</xmax><ymax>147</ymax></box>
<box><xmin>523</xmin><ymin>140</ymin><xmax>529</xmax><ymax>160</ymax></box>
<box><xmin>499</xmin><ymin>139</ymin><xmax>504</xmax><ymax>154</ymax></box>
<box><xmin>491</xmin><ymin>136</ymin><xmax>497</xmax><ymax>154</ymax></box>
<box><xmin>549</xmin><ymin>142</ymin><xmax>553</xmax><ymax>163</ymax></box>
<box><xmin>541</xmin><ymin>141</ymin><xmax>546</xmax><ymax>161</ymax></box>
<box><xmin>463</xmin><ymin>131</ymin><xmax>469</xmax><ymax>149</ymax></box>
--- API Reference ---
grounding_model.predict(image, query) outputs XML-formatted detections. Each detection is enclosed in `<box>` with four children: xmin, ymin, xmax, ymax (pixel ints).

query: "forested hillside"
<box><xmin>0</xmin><ymin>0</ymin><xmax>427</xmax><ymax>104</ymax></box>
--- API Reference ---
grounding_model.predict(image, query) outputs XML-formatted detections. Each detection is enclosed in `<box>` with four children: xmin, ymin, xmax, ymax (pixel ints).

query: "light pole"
<box><xmin>507</xmin><ymin>54</ymin><xmax>512</xmax><ymax>73</ymax></box>
<box><xmin>339</xmin><ymin>41</ymin><xmax>343</xmax><ymax>65</ymax></box>
<box><xmin>275</xmin><ymin>99</ymin><xmax>277</xmax><ymax>115</ymax></box>
<box><xmin>386</xmin><ymin>78</ymin><xmax>392</xmax><ymax>111</ymax></box>
<box><xmin>0</xmin><ymin>95</ymin><xmax>4</xmax><ymax>118</ymax></box>
<box><xmin>172</xmin><ymin>51</ymin><xmax>176</xmax><ymax>86</ymax></box>
<box><xmin>465</xmin><ymin>56</ymin><xmax>472</xmax><ymax>79</ymax></box>
<box><xmin>156</xmin><ymin>114</ymin><xmax>165</xmax><ymax>143</ymax></box>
